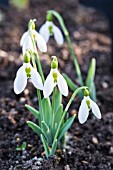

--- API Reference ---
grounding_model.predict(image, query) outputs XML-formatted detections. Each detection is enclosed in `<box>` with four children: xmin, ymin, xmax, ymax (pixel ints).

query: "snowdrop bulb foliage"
<box><xmin>78</xmin><ymin>89</ymin><xmax>101</xmax><ymax>124</ymax></box>
<box><xmin>20</xmin><ymin>19</ymin><xmax>47</xmax><ymax>55</ymax></box>
<box><xmin>14</xmin><ymin>54</ymin><xmax>43</xmax><ymax>94</ymax></box>
<box><xmin>39</xmin><ymin>21</ymin><xmax>64</xmax><ymax>45</ymax></box>
<box><xmin>43</xmin><ymin>56</ymin><xmax>68</xmax><ymax>98</ymax></box>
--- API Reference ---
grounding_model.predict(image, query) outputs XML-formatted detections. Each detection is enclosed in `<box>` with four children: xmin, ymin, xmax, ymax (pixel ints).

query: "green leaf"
<box><xmin>53</xmin><ymin>90</ymin><xmax>62</xmax><ymax>113</ymax></box>
<box><xmin>41</xmin><ymin>134</ymin><xmax>50</xmax><ymax>158</ymax></box>
<box><xmin>86</xmin><ymin>58</ymin><xmax>96</xmax><ymax>101</ymax></box>
<box><xmin>27</xmin><ymin>121</ymin><xmax>42</xmax><ymax>136</ymax></box>
<box><xmin>63</xmin><ymin>73</ymin><xmax>78</xmax><ymax>91</ymax></box>
<box><xmin>41</xmin><ymin>98</ymin><xmax>52</xmax><ymax>126</ymax></box>
<box><xmin>41</xmin><ymin>121</ymin><xmax>51</xmax><ymax>143</ymax></box>
<box><xmin>54</xmin><ymin>104</ymin><xmax>63</xmax><ymax>124</ymax></box>
<box><xmin>25</xmin><ymin>104</ymin><xmax>40</xmax><ymax>120</ymax></box>
<box><xmin>58</xmin><ymin>114</ymin><xmax>76</xmax><ymax>140</ymax></box>
<box><xmin>50</xmin><ymin>139</ymin><xmax>57</xmax><ymax>156</ymax></box>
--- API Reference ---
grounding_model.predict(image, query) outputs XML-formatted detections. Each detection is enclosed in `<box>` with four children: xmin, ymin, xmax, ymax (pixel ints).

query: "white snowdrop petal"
<box><xmin>90</xmin><ymin>100</ymin><xmax>101</xmax><ymax>119</ymax></box>
<box><xmin>14</xmin><ymin>67</ymin><xmax>27</xmax><ymax>94</ymax></box>
<box><xmin>43</xmin><ymin>72</ymin><xmax>54</xmax><ymax>98</ymax></box>
<box><xmin>31</xmin><ymin>67</ymin><xmax>43</xmax><ymax>90</ymax></box>
<box><xmin>36</xmin><ymin>33</ymin><xmax>47</xmax><ymax>52</ymax></box>
<box><xmin>78</xmin><ymin>98</ymin><xmax>89</xmax><ymax>124</ymax></box>
<box><xmin>22</xmin><ymin>36</ymin><xmax>34</xmax><ymax>55</ymax></box>
<box><xmin>20</xmin><ymin>31</ymin><xmax>29</xmax><ymax>46</ymax></box>
<box><xmin>39</xmin><ymin>22</ymin><xmax>50</xmax><ymax>43</ymax></box>
<box><xmin>57</xmin><ymin>73</ymin><xmax>68</xmax><ymax>96</ymax></box>
<box><xmin>53</xmin><ymin>25</ymin><xmax>64</xmax><ymax>45</ymax></box>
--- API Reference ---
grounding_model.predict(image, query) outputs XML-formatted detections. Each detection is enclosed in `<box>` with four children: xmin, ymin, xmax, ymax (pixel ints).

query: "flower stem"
<box><xmin>28</xmin><ymin>29</ymin><xmax>45</xmax><ymax>83</ymax></box>
<box><xmin>48</xmin><ymin>10</ymin><xmax>84</xmax><ymax>86</ymax></box>
<box><xmin>53</xmin><ymin>86</ymin><xmax>88</xmax><ymax>144</ymax></box>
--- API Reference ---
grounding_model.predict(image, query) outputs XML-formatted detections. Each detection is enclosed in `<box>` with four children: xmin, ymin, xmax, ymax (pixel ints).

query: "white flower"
<box><xmin>78</xmin><ymin>96</ymin><xmax>101</xmax><ymax>124</ymax></box>
<box><xmin>43</xmin><ymin>68</ymin><xmax>68</xmax><ymax>98</ymax></box>
<box><xmin>14</xmin><ymin>63</ymin><xmax>43</xmax><ymax>94</ymax></box>
<box><xmin>39</xmin><ymin>21</ymin><xmax>64</xmax><ymax>45</ymax></box>
<box><xmin>20</xmin><ymin>29</ymin><xmax>47</xmax><ymax>55</ymax></box>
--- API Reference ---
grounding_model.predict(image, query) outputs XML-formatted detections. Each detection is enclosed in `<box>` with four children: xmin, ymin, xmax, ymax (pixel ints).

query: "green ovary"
<box><xmin>25</xmin><ymin>67</ymin><xmax>31</xmax><ymax>78</ymax></box>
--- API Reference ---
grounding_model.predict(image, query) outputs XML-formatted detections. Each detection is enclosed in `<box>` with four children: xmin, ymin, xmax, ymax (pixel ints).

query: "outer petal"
<box><xmin>14</xmin><ymin>66</ymin><xmax>27</xmax><ymax>94</ymax></box>
<box><xmin>31</xmin><ymin>67</ymin><xmax>43</xmax><ymax>90</ymax></box>
<box><xmin>78</xmin><ymin>98</ymin><xmax>89</xmax><ymax>124</ymax></box>
<box><xmin>36</xmin><ymin>32</ymin><xmax>47</xmax><ymax>52</ymax></box>
<box><xmin>20</xmin><ymin>31</ymin><xmax>29</xmax><ymax>46</ymax></box>
<box><xmin>57</xmin><ymin>72</ymin><xmax>68</xmax><ymax>96</ymax></box>
<box><xmin>53</xmin><ymin>25</ymin><xmax>64</xmax><ymax>45</ymax></box>
<box><xmin>22</xmin><ymin>35</ymin><xmax>34</xmax><ymax>55</ymax></box>
<box><xmin>39</xmin><ymin>22</ymin><xmax>50</xmax><ymax>43</ymax></box>
<box><xmin>43</xmin><ymin>71</ymin><xmax>54</xmax><ymax>98</ymax></box>
<box><xmin>90</xmin><ymin>100</ymin><xmax>101</xmax><ymax>119</ymax></box>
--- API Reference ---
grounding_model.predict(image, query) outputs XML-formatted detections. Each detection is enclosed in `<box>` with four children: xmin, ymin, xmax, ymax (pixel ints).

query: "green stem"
<box><xmin>48</xmin><ymin>10</ymin><xmax>84</xmax><ymax>86</ymax></box>
<box><xmin>28</xmin><ymin>29</ymin><xmax>45</xmax><ymax>83</ymax></box>
<box><xmin>53</xmin><ymin>86</ymin><xmax>87</xmax><ymax>143</ymax></box>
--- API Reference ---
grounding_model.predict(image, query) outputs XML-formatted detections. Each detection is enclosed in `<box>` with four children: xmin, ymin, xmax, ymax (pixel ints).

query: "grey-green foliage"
<box><xmin>26</xmin><ymin>89</ymin><xmax>76</xmax><ymax>158</ymax></box>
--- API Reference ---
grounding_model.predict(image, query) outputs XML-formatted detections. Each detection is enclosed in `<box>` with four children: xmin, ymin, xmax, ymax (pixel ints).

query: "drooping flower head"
<box><xmin>20</xmin><ymin>19</ymin><xmax>47</xmax><ymax>55</ymax></box>
<box><xmin>39</xmin><ymin>13</ymin><xmax>64</xmax><ymax>45</ymax></box>
<box><xmin>14</xmin><ymin>51</ymin><xmax>43</xmax><ymax>94</ymax></box>
<box><xmin>78</xmin><ymin>89</ymin><xmax>101</xmax><ymax>124</ymax></box>
<box><xmin>43</xmin><ymin>56</ymin><xmax>68</xmax><ymax>98</ymax></box>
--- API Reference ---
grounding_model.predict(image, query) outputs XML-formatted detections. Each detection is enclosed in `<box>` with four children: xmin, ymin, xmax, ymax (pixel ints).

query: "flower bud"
<box><xmin>24</xmin><ymin>51</ymin><xmax>31</xmax><ymax>63</ymax></box>
<box><xmin>46</xmin><ymin>13</ymin><xmax>53</xmax><ymax>21</ymax></box>
<box><xmin>84</xmin><ymin>89</ymin><xmax>89</xmax><ymax>97</ymax></box>
<box><xmin>51</xmin><ymin>56</ymin><xmax>58</xmax><ymax>69</ymax></box>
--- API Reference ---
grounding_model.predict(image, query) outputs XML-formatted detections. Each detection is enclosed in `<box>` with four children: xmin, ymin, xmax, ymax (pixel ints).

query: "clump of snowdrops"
<box><xmin>14</xmin><ymin>11</ymin><xmax>101</xmax><ymax>158</ymax></box>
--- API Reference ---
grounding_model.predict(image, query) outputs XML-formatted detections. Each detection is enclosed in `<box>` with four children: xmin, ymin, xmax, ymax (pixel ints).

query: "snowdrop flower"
<box><xmin>20</xmin><ymin>19</ymin><xmax>47</xmax><ymax>55</ymax></box>
<box><xmin>78</xmin><ymin>89</ymin><xmax>101</xmax><ymax>124</ymax></box>
<box><xmin>39</xmin><ymin>13</ymin><xmax>64</xmax><ymax>45</ymax></box>
<box><xmin>43</xmin><ymin>56</ymin><xmax>68</xmax><ymax>98</ymax></box>
<box><xmin>14</xmin><ymin>52</ymin><xmax>43</xmax><ymax>94</ymax></box>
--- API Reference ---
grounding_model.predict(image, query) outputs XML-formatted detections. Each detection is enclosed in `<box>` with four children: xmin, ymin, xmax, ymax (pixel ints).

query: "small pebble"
<box><xmin>64</xmin><ymin>164</ymin><xmax>70</xmax><ymax>170</ymax></box>
<box><xmin>102</xmin><ymin>82</ymin><xmax>108</xmax><ymax>89</ymax></box>
<box><xmin>92</xmin><ymin>136</ymin><xmax>98</xmax><ymax>144</ymax></box>
<box><xmin>109</xmin><ymin>147</ymin><xmax>113</xmax><ymax>154</ymax></box>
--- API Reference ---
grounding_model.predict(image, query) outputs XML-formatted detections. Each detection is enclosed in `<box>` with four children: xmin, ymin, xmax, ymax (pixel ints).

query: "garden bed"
<box><xmin>0</xmin><ymin>0</ymin><xmax>113</xmax><ymax>169</ymax></box>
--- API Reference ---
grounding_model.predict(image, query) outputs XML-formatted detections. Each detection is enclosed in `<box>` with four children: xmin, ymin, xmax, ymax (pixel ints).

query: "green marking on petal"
<box><xmin>49</xmin><ymin>26</ymin><xmax>53</xmax><ymax>35</ymax></box>
<box><xmin>52</xmin><ymin>72</ymin><xmax>58</xmax><ymax>83</ymax></box>
<box><xmin>86</xmin><ymin>100</ymin><xmax>90</xmax><ymax>109</ymax></box>
<box><xmin>25</xmin><ymin>67</ymin><xmax>31</xmax><ymax>78</ymax></box>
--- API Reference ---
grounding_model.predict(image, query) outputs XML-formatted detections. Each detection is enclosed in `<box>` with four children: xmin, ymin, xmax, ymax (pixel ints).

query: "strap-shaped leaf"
<box><xmin>53</xmin><ymin>90</ymin><xmax>62</xmax><ymax>114</ymax></box>
<box><xmin>54</xmin><ymin>104</ymin><xmax>63</xmax><ymax>124</ymax></box>
<box><xmin>41</xmin><ymin>134</ymin><xmax>50</xmax><ymax>158</ymax></box>
<box><xmin>41</xmin><ymin>121</ymin><xmax>52</xmax><ymax>143</ymax></box>
<box><xmin>63</xmin><ymin>73</ymin><xmax>83</xmax><ymax>98</ymax></box>
<box><xmin>27</xmin><ymin>121</ymin><xmax>42</xmax><ymax>136</ymax></box>
<box><xmin>41</xmin><ymin>98</ymin><xmax>52</xmax><ymax>126</ymax></box>
<box><xmin>63</xmin><ymin>73</ymin><xmax>78</xmax><ymax>91</ymax></box>
<box><xmin>25</xmin><ymin>104</ymin><xmax>40</xmax><ymax>120</ymax></box>
<box><xmin>86</xmin><ymin>58</ymin><xmax>96</xmax><ymax>101</ymax></box>
<box><xmin>50</xmin><ymin>139</ymin><xmax>57</xmax><ymax>156</ymax></box>
<box><xmin>58</xmin><ymin>114</ymin><xmax>76</xmax><ymax>140</ymax></box>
